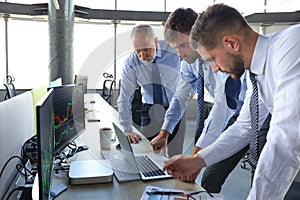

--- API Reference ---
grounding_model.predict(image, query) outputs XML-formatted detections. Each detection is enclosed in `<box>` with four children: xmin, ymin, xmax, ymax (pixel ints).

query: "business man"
<box><xmin>163</xmin><ymin>4</ymin><xmax>300</xmax><ymax>200</ymax></box>
<box><xmin>150</xmin><ymin>8</ymin><xmax>248</xmax><ymax>193</ymax></box>
<box><xmin>117</xmin><ymin>24</ymin><xmax>185</xmax><ymax>156</ymax></box>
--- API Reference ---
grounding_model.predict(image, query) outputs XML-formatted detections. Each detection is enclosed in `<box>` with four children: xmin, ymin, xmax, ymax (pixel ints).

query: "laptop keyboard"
<box><xmin>101</xmin><ymin>150</ymin><xmax>140</xmax><ymax>182</ymax></box>
<box><xmin>135</xmin><ymin>155</ymin><xmax>166</xmax><ymax>177</ymax></box>
<box><xmin>101</xmin><ymin>150</ymin><xmax>167</xmax><ymax>182</ymax></box>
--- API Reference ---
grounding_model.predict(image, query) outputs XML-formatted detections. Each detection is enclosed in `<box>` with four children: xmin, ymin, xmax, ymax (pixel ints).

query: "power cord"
<box><xmin>0</xmin><ymin>156</ymin><xmax>24</xmax><ymax>179</ymax></box>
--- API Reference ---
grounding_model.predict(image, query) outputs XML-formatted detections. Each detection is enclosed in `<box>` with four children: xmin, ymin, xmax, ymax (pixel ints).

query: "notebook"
<box><xmin>101</xmin><ymin>122</ymin><xmax>172</xmax><ymax>182</ymax></box>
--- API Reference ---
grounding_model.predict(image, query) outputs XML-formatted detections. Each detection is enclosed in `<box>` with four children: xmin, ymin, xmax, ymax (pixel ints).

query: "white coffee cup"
<box><xmin>99</xmin><ymin>127</ymin><xmax>112</xmax><ymax>150</ymax></box>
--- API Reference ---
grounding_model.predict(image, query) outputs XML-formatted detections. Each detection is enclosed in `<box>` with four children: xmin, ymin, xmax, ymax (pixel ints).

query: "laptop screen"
<box><xmin>112</xmin><ymin>123</ymin><xmax>140</xmax><ymax>173</ymax></box>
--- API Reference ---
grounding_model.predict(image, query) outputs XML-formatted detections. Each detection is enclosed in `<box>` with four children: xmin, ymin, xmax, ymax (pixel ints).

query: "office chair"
<box><xmin>3</xmin><ymin>75</ymin><xmax>17</xmax><ymax>100</ymax></box>
<box><xmin>101</xmin><ymin>79</ymin><xmax>115</xmax><ymax>105</ymax></box>
<box><xmin>131</xmin><ymin>86</ymin><xmax>143</xmax><ymax>126</ymax></box>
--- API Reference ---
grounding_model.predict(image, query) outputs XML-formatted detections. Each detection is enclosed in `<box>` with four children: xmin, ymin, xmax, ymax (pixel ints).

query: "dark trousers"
<box><xmin>201</xmin><ymin>115</ymin><xmax>247</xmax><ymax>193</ymax></box>
<box><xmin>140</xmin><ymin>103</ymin><xmax>181</xmax><ymax>143</ymax></box>
<box><xmin>201</xmin><ymin>145</ymin><xmax>249</xmax><ymax>193</ymax></box>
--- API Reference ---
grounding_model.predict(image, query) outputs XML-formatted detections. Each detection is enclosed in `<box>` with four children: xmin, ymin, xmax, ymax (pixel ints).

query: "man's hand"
<box><xmin>192</xmin><ymin>146</ymin><xmax>202</xmax><ymax>155</ymax></box>
<box><xmin>163</xmin><ymin>153</ymin><xmax>206</xmax><ymax>180</ymax></box>
<box><xmin>179</xmin><ymin>146</ymin><xmax>202</xmax><ymax>182</ymax></box>
<box><xmin>127</xmin><ymin>132</ymin><xmax>142</xmax><ymax>144</ymax></box>
<box><xmin>150</xmin><ymin>130</ymin><xmax>169</xmax><ymax>153</ymax></box>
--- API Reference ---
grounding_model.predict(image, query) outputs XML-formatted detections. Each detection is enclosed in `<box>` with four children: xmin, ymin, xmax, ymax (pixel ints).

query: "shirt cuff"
<box><xmin>161</xmin><ymin>120</ymin><xmax>176</xmax><ymax>134</ymax></box>
<box><xmin>198</xmin><ymin>143</ymin><xmax>221</xmax><ymax>167</ymax></box>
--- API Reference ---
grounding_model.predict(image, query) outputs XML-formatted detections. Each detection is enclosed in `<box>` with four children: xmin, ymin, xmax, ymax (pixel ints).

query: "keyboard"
<box><xmin>101</xmin><ymin>150</ymin><xmax>167</xmax><ymax>182</ymax></box>
<box><xmin>135</xmin><ymin>155</ymin><xmax>166</xmax><ymax>177</ymax></box>
<box><xmin>101</xmin><ymin>150</ymin><xmax>140</xmax><ymax>182</ymax></box>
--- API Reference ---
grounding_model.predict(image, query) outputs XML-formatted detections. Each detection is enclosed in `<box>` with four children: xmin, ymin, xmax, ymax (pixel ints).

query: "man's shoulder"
<box><xmin>158</xmin><ymin>40</ymin><xmax>177</xmax><ymax>54</ymax></box>
<box><xmin>124</xmin><ymin>52</ymin><xmax>141</xmax><ymax>67</ymax></box>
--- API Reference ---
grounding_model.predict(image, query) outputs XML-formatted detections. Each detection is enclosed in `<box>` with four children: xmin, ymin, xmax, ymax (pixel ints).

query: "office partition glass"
<box><xmin>8</xmin><ymin>20</ymin><xmax>48</xmax><ymax>89</ymax></box>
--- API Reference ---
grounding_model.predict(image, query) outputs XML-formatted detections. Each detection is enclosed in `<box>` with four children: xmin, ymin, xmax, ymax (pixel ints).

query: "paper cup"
<box><xmin>99</xmin><ymin>127</ymin><xmax>112</xmax><ymax>150</ymax></box>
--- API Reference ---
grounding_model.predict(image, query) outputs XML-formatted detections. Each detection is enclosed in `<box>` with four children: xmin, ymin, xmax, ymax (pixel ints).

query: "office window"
<box><xmin>166</xmin><ymin>0</ymin><xmax>213</xmax><ymax>12</ymax></box>
<box><xmin>3</xmin><ymin>0</ymin><xmax>47</xmax><ymax>3</ymax></box>
<box><xmin>117</xmin><ymin>0</ymin><xmax>165</xmax><ymax>11</ymax></box>
<box><xmin>8</xmin><ymin>20</ymin><xmax>48</xmax><ymax>89</ymax></box>
<box><xmin>74</xmin><ymin>22</ymin><xmax>114</xmax><ymax>89</ymax></box>
<box><xmin>74</xmin><ymin>0</ymin><xmax>115</xmax><ymax>10</ymax></box>
<box><xmin>0</xmin><ymin>20</ymin><xmax>5</xmax><ymax>89</ymax></box>
<box><xmin>214</xmin><ymin>0</ymin><xmax>265</xmax><ymax>14</ymax></box>
<box><xmin>264</xmin><ymin>0</ymin><xmax>298</xmax><ymax>12</ymax></box>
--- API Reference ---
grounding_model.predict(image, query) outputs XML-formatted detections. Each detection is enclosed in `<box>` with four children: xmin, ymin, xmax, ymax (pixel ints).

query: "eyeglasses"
<box><xmin>146</xmin><ymin>190</ymin><xmax>214</xmax><ymax>200</ymax></box>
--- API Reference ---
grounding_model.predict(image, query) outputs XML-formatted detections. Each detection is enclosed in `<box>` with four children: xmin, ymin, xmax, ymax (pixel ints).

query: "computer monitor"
<box><xmin>52</xmin><ymin>84</ymin><xmax>85</xmax><ymax>154</ymax></box>
<box><xmin>36</xmin><ymin>88</ymin><xmax>54</xmax><ymax>200</ymax></box>
<box><xmin>74</xmin><ymin>75</ymin><xmax>88</xmax><ymax>94</ymax></box>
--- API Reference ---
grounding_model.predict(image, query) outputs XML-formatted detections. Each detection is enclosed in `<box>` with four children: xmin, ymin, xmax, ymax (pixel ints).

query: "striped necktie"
<box><xmin>248</xmin><ymin>72</ymin><xmax>259</xmax><ymax>169</ymax></box>
<box><xmin>194</xmin><ymin>60</ymin><xmax>205</xmax><ymax>144</ymax></box>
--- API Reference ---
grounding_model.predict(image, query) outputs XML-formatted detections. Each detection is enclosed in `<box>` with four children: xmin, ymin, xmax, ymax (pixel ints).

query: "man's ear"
<box><xmin>223</xmin><ymin>35</ymin><xmax>240</xmax><ymax>52</ymax></box>
<box><xmin>154</xmin><ymin>37</ymin><xmax>158</xmax><ymax>47</ymax></box>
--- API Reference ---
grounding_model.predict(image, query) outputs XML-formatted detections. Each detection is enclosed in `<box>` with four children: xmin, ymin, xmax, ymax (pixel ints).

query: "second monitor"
<box><xmin>52</xmin><ymin>84</ymin><xmax>85</xmax><ymax>154</ymax></box>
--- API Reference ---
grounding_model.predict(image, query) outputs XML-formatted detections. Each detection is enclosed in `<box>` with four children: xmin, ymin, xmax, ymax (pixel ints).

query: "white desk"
<box><xmin>51</xmin><ymin>93</ymin><xmax>204</xmax><ymax>200</ymax></box>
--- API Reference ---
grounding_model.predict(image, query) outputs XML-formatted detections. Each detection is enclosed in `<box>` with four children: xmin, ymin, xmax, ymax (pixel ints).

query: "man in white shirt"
<box><xmin>163</xmin><ymin>4</ymin><xmax>300</xmax><ymax>199</ymax></box>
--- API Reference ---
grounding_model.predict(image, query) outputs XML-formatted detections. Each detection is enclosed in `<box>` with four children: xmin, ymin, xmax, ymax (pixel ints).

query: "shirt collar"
<box><xmin>250</xmin><ymin>35</ymin><xmax>269</xmax><ymax>75</ymax></box>
<box><xmin>155</xmin><ymin>41</ymin><xmax>162</xmax><ymax>59</ymax></box>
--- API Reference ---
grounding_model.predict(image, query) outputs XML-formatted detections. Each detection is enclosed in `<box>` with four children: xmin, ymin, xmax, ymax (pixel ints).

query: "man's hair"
<box><xmin>164</xmin><ymin>8</ymin><xmax>198</xmax><ymax>42</ymax></box>
<box><xmin>190</xmin><ymin>4</ymin><xmax>251</xmax><ymax>51</ymax></box>
<box><xmin>131</xmin><ymin>24</ymin><xmax>155</xmax><ymax>40</ymax></box>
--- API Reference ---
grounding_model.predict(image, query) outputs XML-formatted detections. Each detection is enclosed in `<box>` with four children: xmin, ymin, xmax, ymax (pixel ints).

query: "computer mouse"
<box><xmin>90</xmin><ymin>100</ymin><xmax>96</xmax><ymax>104</ymax></box>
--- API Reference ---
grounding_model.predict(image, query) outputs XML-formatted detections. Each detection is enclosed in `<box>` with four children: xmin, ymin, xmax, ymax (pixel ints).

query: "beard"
<box><xmin>226</xmin><ymin>52</ymin><xmax>245</xmax><ymax>80</ymax></box>
<box><xmin>139</xmin><ymin>48</ymin><xmax>157</xmax><ymax>64</ymax></box>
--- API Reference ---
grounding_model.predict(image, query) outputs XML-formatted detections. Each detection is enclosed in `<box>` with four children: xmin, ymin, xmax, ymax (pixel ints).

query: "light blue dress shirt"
<box><xmin>199</xmin><ymin>24</ymin><xmax>300</xmax><ymax>200</ymax></box>
<box><xmin>117</xmin><ymin>40</ymin><xmax>181</xmax><ymax>134</ymax></box>
<box><xmin>162</xmin><ymin>58</ymin><xmax>247</xmax><ymax>149</ymax></box>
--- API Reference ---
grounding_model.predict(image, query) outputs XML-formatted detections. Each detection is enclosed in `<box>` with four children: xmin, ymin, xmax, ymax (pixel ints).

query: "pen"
<box><xmin>146</xmin><ymin>191</ymin><xmax>184</xmax><ymax>196</ymax></box>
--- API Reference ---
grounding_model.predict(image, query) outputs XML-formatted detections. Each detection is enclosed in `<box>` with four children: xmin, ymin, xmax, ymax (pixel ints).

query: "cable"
<box><xmin>0</xmin><ymin>156</ymin><xmax>23</xmax><ymax>179</ymax></box>
<box><xmin>6</xmin><ymin>187</ymin><xmax>19</xmax><ymax>200</ymax></box>
<box><xmin>5</xmin><ymin>186</ymin><xmax>24</xmax><ymax>200</ymax></box>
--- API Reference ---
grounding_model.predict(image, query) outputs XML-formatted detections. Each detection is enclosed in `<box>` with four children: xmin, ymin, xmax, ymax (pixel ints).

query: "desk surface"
<box><xmin>51</xmin><ymin>93</ymin><xmax>204</xmax><ymax>200</ymax></box>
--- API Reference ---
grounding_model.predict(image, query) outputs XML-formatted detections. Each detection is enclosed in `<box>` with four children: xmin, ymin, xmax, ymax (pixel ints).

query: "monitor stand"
<box><xmin>68</xmin><ymin>160</ymin><xmax>113</xmax><ymax>185</ymax></box>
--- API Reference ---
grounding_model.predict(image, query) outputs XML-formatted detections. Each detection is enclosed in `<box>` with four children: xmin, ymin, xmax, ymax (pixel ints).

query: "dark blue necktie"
<box><xmin>194</xmin><ymin>60</ymin><xmax>205</xmax><ymax>144</ymax></box>
<box><xmin>248</xmin><ymin>72</ymin><xmax>259</xmax><ymax>169</ymax></box>
<box><xmin>152</xmin><ymin>60</ymin><xmax>163</xmax><ymax>105</ymax></box>
<box><xmin>225</xmin><ymin>76</ymin><xmax>241</xmax><ymax>110</ymax></box>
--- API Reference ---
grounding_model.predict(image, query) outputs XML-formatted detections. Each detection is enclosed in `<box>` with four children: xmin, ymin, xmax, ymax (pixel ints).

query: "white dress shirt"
<box><xmin>199</xmin><ymin>24</ymin><xmax>300</xmax><ymax>200</ymax></box>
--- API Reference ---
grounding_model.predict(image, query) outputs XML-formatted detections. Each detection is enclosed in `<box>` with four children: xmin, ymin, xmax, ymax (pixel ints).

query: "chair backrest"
<box><xmin>4</xmin><ymin>82</ymin><xmax>17</xmax><ymax>100</ymax></box>
<box><xmin>101</xmin><ymin>79</ymin><xmax>115</xmax><ymax>104</ymax></box>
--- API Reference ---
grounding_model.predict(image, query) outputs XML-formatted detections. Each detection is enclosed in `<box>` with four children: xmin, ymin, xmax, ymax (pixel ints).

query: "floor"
<box><xmin>182</xmin><ymin>119</ymin><xmax>251</xmax><ymax>200</ymax></box>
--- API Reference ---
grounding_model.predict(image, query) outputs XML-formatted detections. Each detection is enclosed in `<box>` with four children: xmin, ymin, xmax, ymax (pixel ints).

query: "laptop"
<box><xmin>101</xmin><ymin>122</ymin><xmax>172</xmax><ymax>182</ymax></box>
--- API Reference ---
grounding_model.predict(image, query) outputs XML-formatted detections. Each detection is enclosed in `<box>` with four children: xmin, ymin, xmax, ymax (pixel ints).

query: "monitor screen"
<box><xmin>52</xmin><ymin>84</ymin><xmax>85</xmax><ymax>154</ymax></box>
<box><xmin>36</xmin><ymin>88</ymin><xmax>54</xmax><ymax>200</ymax></box>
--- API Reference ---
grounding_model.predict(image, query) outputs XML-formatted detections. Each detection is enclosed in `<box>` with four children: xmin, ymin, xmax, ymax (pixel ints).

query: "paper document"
<box><xmin>140</xmin><ymin>185</ymin><xmax>223</xmax><ymax>200</ymax></box>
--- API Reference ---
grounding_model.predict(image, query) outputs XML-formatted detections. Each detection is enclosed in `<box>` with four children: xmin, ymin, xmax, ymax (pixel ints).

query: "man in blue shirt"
<box><xmin>151</xmin><ymin>8</ymin><xmax>248</xmax><ymax>193</ymax></box>
<box><xmin>117</xmin><ymin>24</ymin><xmax>184</xmax><ymax>156</ymax></box>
